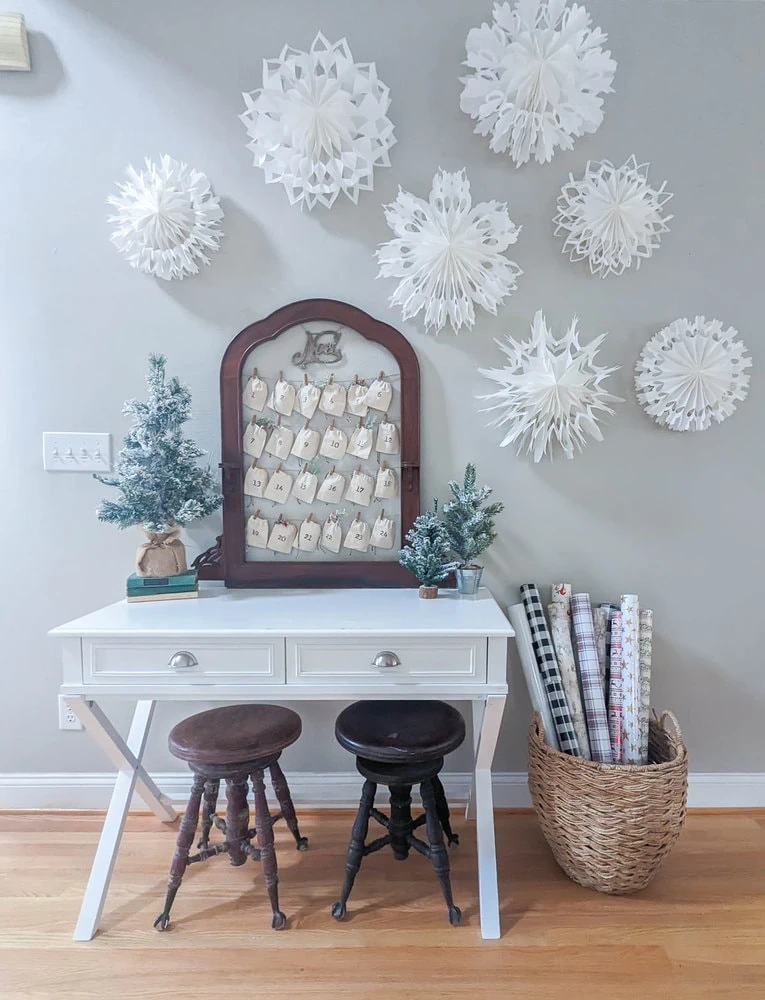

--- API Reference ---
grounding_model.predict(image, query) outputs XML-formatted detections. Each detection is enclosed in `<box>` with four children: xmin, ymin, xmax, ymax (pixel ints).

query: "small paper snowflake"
<box><xmin>240</xmin><ymin>32</ymin><xmax>396</xmax><ymax>210</ymax></box>
<box><xmin>107</xmin><ymin>156</ymin><xmax>224</xmax><ymax>281</ymax></box>
<box><xmin>478</xmin><ymin>310</ymin><xmax>622</xmax><ymax>461</ymax></box>
<box><xmin>460</xmin><ymin>0</ymin><xmax>616</xmax><ymax>167</ymax></box>
<box><xmin>635</xmin><ymin>317</ymin><xmax>751</xmax><ymax>432</ymax></box>
<box><xmin>554</xmin><ymin>156</ymin><xmax>672</xmax><ymax>278</ymax></box>
<box><xmin>376</xmin><ymin>168</ymin><xmax>522</xmax><ymax>334</ymax></box>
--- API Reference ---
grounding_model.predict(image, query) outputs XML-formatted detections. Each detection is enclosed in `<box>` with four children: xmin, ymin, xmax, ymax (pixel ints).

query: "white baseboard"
<box><xmin>0</xmin><ymin>771</ymin><xmax>762</xmax><ymax>810</ymax></box>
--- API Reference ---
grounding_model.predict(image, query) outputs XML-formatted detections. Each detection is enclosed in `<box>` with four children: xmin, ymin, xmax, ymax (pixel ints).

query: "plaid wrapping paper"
<box><xmin>521</xmin><ymin>585</ymin><xmax>581</xmax><ymax>756</ymax></box>
<box><xmin>571</xmin><ymin>593</ymin><xmax>613</xmax><ymax>764</ymax></box>
<box><xmin>620</xmin><ymin>594</ymin><xmax>642</xmax><ymax>764</ymax></box>
<box><xmin>608</xmin><ymin>610</ymin><xmax>624</xmax><ymax>763</ymax></box>
<box><xmin>548</xmin><ymin>603</ymin><xmax>591</xmax><ymax>760</ymax></box>
<box><xmin>638</xmin><ymin>609</ymin><xmax>654</xmax><ymax>765</ymax></box>
<box><xmin>508</xmin><ymin>603</ymin><xmax>559</xmax><ymax>751</ymax></box>
<box><xmin>600</xmin><ymin>602</ymin><xmax>620</xmax><ymax>710</ymax></box>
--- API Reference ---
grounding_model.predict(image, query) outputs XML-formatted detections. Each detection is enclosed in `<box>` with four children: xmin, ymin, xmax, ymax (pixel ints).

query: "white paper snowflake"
<box><xmin>555</xmin><ymin>156</ymin><xmax>672</xmax><ymax>278</ymax></box>
<box><xmin>478</xmin><ymin>310</ymin><xmax>622</xmax><ymax>461</ymax></box>
<box><xmin>240</xmin><ymin>32</ymin><xmax>396</xmax><ymax>210</ymax></box>
<box><xmin>107</xmin><ymin>156</ymin><xmax>224</xmax><ymax>281</ymax></box>
<box><xmin>635</xmin><ymin>317</ymin><xmax>751</xmax><ymax>432</ymax></box>
<box><xmin>460</xmin><ymin>0</ymin><xmax>616</xmax><ymax>167</ymax></box>
<box><xmin>376</xmin><ymin>169</ymin><xmax>522</xmax><ymax>334</ymax></box>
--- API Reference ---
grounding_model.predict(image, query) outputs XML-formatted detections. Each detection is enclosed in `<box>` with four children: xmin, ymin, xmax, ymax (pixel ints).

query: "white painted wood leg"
<box><xmin>71</xmin><ymin>700</ymin><xmax>161</xmax><ymax>941</ymax></box>
<box><xmin>66</xmin><ymin>697</ymin><xmax>176</xmax><ymax>822</ymax></box>
<box><xmin>474</xmin><ymin>694</ymin><xmax>506</xmax><ymax>940</ymax></box>
<box><xmin>465</xmin><ymin>698</ymin><xmax>485</xmax><ymax>820</ymax></box>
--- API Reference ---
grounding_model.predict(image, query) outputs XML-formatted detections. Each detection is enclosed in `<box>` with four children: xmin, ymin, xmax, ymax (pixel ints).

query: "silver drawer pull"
<box><xmin>168</xmin><ymin>650</ymin><xmax>199</xmax><ymax>670</ymax></box>
<box><xmin>371</xmin><ymin>650</ymin><xmax>401</xmax><ymax>669</ymax></box>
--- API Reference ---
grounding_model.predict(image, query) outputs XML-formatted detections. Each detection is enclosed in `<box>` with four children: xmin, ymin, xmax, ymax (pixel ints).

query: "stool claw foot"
<box><xmin>153</xmin><ymin>912</ymin><xmax>171</xmax><ymax>932</ymax></box>
<box><xmin>446</xmin><ymin>831</ymin><xmax>460</xmax><ymax>848</ymax></box>
<box><xmin>296</xmin><ymin>836</ymin><xmax>309</xmax><ymax>851</ymax></box>
<box><xmin>331</xmin><ymin>900</ymin><xmax>347</xmax><ymax>921</ymax></box>
<box><xmin>448</xmin><ymin>905</ymin><xmax>462</xmax><ymax>926</ymax></box>
<box><xmin>271</xmin><ymin>910</ymin><xmax>287</xmax><ymax>930</ymax></box>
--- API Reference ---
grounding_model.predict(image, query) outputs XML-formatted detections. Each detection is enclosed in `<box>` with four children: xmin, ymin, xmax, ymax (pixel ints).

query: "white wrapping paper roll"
<box><xmin>508</xmin><ymin>603</ymin><xmax>559</xmax><ymax>750</ymax></box>
<box><xmin>551</xmin><ymin>582</ymin><xmax>572</xmax><ymax>614</ymax></box>
<box><xmin>548</xmin><ymin>603</ymin><xmax>591</xmax><ymax>760</ymax></box>
<box><xmin>638</xmin><ymin>609</ymin><xmax>654</xmax><ymax>765</ymax></box>
<box><xmin>620</xmin><ymin>594</ymin><xmax>641</xmax><ymax>764</ymax></box>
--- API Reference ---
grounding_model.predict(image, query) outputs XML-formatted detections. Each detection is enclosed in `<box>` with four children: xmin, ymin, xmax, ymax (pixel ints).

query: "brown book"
<box><xmin>126</xmin><ymin>590</ymin><xmax>199</xmax><ymax>604</ymax></box>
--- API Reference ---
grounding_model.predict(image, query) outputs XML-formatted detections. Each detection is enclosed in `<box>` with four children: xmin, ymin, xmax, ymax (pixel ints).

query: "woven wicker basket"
<box><xmin>528</xmin><ymin>710</ymin><xmax>688</xmax><ymax>894</ymax></box>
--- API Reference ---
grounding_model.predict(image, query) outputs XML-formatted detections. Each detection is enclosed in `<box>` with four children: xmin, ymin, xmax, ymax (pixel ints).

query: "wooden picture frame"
<box><xmin>219</xmin><ymin>299</ymin><xmax>420</xmax><ymax>588</ymax></box>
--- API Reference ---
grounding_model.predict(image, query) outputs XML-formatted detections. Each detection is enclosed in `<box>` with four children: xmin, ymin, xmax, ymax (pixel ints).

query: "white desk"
<box><xmin>52</xmin><ymin>586</ymin><xmax>514</xmax><ymax>941</ymax></box>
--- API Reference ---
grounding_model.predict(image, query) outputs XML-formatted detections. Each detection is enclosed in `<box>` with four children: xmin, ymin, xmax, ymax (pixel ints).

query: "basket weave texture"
<box><xmin>528</xmin><ymin>709</ymin><xmax>688</xmax><ymax>894</ymax></box>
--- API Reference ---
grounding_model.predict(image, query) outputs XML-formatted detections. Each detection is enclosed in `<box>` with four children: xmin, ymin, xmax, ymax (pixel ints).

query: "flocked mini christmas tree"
<box><xmin>442</xmin><ymin>463</ymin><xmax>504</xmax><ymax>569</ymax></box>
<box><xmin>398</xmin><ymin>501</ymin><xmax>458</xmax><ymax>598</ymax></box>
<box><xmin>95</xmin><ymin>354</ymin><xmax>221</xmax><ymax>576</ymax></box>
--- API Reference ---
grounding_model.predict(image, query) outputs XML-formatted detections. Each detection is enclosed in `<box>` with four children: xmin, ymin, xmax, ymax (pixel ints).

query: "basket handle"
<box><xmin>652</xmin><ymin>708</ymin><xmax>684</xmax><ymax>748</ymax></box>
<box><xmin>529</xmin><ymin>710</ymin><xmax>544</xmax><ymax>742</ymax></box>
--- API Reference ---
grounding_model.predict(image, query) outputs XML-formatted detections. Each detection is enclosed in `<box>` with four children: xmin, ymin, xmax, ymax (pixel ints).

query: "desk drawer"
<box><xmin>84</xmin><ymin>638</ymin><xmax>285</xmax><ymax>685</ymax></box>
<box><xmin>287</xmin><ymin>636</ymin><xmax>486</xmax><ymax>685</ymax></box>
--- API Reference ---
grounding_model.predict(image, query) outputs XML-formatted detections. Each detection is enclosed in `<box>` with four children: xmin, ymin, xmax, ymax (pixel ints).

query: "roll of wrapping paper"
<box><xmin>548</xmin><ymin>603</ymin><xmax>591</xmax><ymax>760</ymax></box>
<box><xmin>600</xmin><ymin>602</ymin><xmax>620</xmax><ymax>709</ymax></box>
<box><xmin>551</xmin><ymin>582</ymin><xmax>572</xmax><ymax>614</ymax></box>
<box><xmin>608</xmin><ymin>610</ymin><xmax>624</xmax><ymax>763</ymax></box>
<box><xmin>593</xmin><ymin>607</ymin><xmax>608</xmax><ymax>691</ymax></box>
<box><xmin>620</xmin><ymin>593</ymin><xmax>641</xmax><ymax>764</ymax></box>
<box><xmin>508</xmin><ymin>603</ymin><xmax>559</xmax><ymax>751</ymax></box>
<box><xmin>570</xmin><ymin>594</ymin><xmax>613</xmax><ymax>764</ymax></box>
<box><xmin>638</xmin><ymin>609</ymin><xmax>654</xmax><ymax>765</ymax></box>
<box><xmin>520</xmin><ymin>585</ymin><xmax>581</xmax><ymax>756</ymax></box>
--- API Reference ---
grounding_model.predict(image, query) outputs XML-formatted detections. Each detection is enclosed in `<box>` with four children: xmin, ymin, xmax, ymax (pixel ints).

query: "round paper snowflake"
<box><xmin>107</xmin><ymin>156</ymin><xmax>224</xmax><ymax>281</ymax></box>
<box><xmin>635</xmin><ymin>317</ymin><xmax>751</xmax><ymax>432</ymax></box>
<box><xmin>376</xmin><ymin>168</ymin><xmax>522</xmax><ymax>335</ymax></box>
<box><xmin>240</xmin><ymin>32</ymin><xmax>396</xmax><ymax>210</ymax></box>
<box><xmin>460</xmin><ymin>0</ymin><xmax>616</xmax><ymax>167</ymax></box>
<box><xmin>555</xmin><ymin>156</ymin><xmax>672</xmax><ymax>278</ymax></box>
<box><xmin>478</xmin><ymin>310</ymin><xmax>622</xmax><ymax>461</ymax></box>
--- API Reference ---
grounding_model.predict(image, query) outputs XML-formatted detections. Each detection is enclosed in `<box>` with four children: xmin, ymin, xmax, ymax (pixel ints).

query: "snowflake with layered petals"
<box><xmin>240</xmin><ymin>32</ymin><xmax>396</xmax><ymax>210</ymax></box>
<box><xmin>635</xmin><ymin>317</ymin><xmax>751</xmax><ymax>432</ymax></box>
<box><xmin>555</xmin><ymin>156</ymin><xmax>672</xmax><ymax>277</ymax></box>
<box><xmin>460</xmin><ymin>0</ymin><xmax>616</xmax><ymax>167</ymax></box>
<box><xmin>479</xmin><ymin>310</ymin><xmax>622</xmax><ymax>461</ymax></box>
<box><xmin>107</xmin><ymin>156</ymin><xmax>224</xmax><ymax>280</ymax></box>
<box><xmin>376</xmin><ymin>169</ymin><xmax>522</xmax><ymax>334</ymax></box>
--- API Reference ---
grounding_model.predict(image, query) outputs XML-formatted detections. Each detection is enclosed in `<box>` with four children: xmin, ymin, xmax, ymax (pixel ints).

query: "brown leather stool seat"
<box><xmin>169</xmin><ymin>704</ymin><xmax>302</xmax><ymax>766</ymax></box>
<box><xmin>335</xmin><ymin>700</ymin><xmax>465</xmax><ymax>764</ymax></box>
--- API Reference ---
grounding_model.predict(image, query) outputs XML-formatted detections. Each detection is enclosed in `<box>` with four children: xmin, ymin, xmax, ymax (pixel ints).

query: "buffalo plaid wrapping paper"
<box><xmin>608</xmin><ymin>609</ymin><xmax>624</xmax><ymax>763</ymax></box>
<box><xmin>520</xmin><ymin>584</ymin><xmax>581</xmax><ymax>756</ymax></box>
<box><xmin>571</xmin><ymin>593</ymin><xmax>613</xmax><ymax>764</ymax></box>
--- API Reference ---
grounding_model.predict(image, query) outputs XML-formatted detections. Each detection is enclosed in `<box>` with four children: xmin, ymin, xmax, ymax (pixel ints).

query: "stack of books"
<box><xmin>126</xmin><ymin>570</ymin><xmax>199</xmax><ymax>603</ymax></box>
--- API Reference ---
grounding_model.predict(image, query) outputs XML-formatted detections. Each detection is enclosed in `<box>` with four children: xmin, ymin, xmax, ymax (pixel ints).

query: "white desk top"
<box><xmin>51</xmin><ymin>585</ymin><xmax>513</xmax><ymax>639</ymax></box>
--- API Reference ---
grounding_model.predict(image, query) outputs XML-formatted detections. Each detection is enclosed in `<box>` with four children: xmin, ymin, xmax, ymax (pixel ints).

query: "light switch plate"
<box><xmin>43</xmin><ymin>432</ymin><xmax>112</xmax><ymax>472</ymax></box>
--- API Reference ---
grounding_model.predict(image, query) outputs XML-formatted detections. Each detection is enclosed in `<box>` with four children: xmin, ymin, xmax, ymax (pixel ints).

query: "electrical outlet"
<box><xmin>58</xmin><ymin>695</ymin><xmax>84</xmax><ymax>731</ymax></box>
<box><xmin>43</xmin><ymin>432</ymin><xmax>112</xmax><ymax>472</ymax></box>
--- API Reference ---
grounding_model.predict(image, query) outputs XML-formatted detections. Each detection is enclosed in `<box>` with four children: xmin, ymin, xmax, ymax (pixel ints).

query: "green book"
<box><xmin>127</xmin><ymin>570</ymin><xmax>197</xmax><ymax>591</ymax></box>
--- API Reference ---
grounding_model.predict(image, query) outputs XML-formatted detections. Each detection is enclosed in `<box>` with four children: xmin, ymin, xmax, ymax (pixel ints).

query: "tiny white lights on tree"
<box><xmin>108</xmin><ymin>156</ymin><xmax>224</xmax><ymax>281</ymax></box>
<box><xmin>460</xmin><ymin>0</ymin><xmax>616</xmax><ymax>167</ymax></box>
<box><xmin>554</xmin><ymin>156</ymin><xmax>672</xmax><ymax>278</ymax></box>
<box><xmin>376</xmin><ymin>168</ymin><xmax>522</xmax><ymax>335</ymax></box>
<box><xmin>479</xmin><ymin>310</ymin><xmax>622</xmax><ymax>461</ymax></box>
<box><xmin>240</xmin><ymin>32</ymin><xmax>396</xmax><ymax>210</ymax></box>
<box><xmin>635</xmin><ymin>317</ymin><xmax>751</xmax><ymax>432</ymax></box>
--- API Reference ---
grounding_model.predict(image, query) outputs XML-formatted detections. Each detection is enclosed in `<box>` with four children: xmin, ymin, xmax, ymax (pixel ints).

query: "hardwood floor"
<box><xmin>1</xmin><ymin>809</ymin><xmax>763</xmax><ymax>998</ymax></box>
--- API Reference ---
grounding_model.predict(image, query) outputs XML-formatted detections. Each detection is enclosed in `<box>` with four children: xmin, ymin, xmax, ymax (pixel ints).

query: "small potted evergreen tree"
<box><xmin>95</xmin><ymin>354</ymin><xmax>222</xmax><ymax>577</ymax></box>
<box><xmin>399</xmin><ymin>501</ymin><xmax>458</xmax><ymax>598</ymax></box>
<box><xmin>442</xmin><ymin>463</ymin><xmax>504</xmax><ymax>596</ymax></box>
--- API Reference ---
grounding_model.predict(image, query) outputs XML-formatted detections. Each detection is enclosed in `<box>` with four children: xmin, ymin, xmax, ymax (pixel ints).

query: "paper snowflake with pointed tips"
<box><xmin>460</xmin><ymin>0</ymin><xmax>616</xmax><ymax>167</ymax></box>
<box><xmin>555</xmin><ymin>156</ymin><xmax>672</xmax><ymax>278</ymax></box>
<box><xmin>478</xmin><ymin>310</ymin><xmax>622</xmax><ymax>461</ymax></box>
<box><xmin>240</xmin><ymin>32</ymin><xmax>396</xmax><ymax>210</ymax></box>
<box><xmin>376</xmin><ymin>169</ymin><xmax>522</xmax><ymax>334</ymax></box>
<box><xmin>107</xmin><ymin>156</ymin><xmax>224</xmax><ymax>281</ymax></box>
<box><xmin>635</xmin><ymin>317</ymin><xmax>751</xmax><ymax>432</ymax></box>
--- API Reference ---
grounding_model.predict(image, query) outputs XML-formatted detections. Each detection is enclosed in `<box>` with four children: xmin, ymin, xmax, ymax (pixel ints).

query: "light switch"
<box><xmin>43</xmin><ymin>432</ymin><xmax>112</xmax><ymax>472</ymax></box>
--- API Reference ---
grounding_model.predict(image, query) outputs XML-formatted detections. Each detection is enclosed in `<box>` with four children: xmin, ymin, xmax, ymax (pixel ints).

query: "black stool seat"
<box><xmin>168</xmin><ymin>704</ymin><xmax>301</xmax><ymax>766</ymax></box>
<box><xmin>335</xmin><ymin>700</ymin><xmax>465</xmax><ymax>764</ymax></box>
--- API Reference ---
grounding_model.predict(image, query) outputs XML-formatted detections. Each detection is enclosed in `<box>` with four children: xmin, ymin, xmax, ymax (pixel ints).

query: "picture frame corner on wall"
<box><xmin>216</xmin><ymin>298</ymin><xmax>421</xmax><ymax>589</ymax></box>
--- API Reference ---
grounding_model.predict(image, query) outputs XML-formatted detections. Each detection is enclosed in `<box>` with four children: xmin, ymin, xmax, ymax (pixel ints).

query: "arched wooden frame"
<box><xmin>219</xmin><ymin>299</ymin><xmax>421</xmax><ymax>588</ymax></box>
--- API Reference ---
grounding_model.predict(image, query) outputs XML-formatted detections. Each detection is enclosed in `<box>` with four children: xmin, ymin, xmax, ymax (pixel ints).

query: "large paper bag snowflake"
<box><xmin>376</xmin><ymin>169</ymin><xmax>522</xmax><ymax>335</ymax></box>
<box><xmin>240</xmin><ymin>32</ymin><xmax>396</xmax><ymax>210</ymax></box>
<box><xmin>479</xmin><ymin>310</ymin><xmax>622</xmax><ymax>461</ymax></box>
<box><xmin>460</xmin><ymin>0</ymin><xmax>616</xmax><ymax>167</ymax></box>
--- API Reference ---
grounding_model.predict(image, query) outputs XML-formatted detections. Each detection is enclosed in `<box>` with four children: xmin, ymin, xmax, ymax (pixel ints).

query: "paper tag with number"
<box><xmin>319</xmin><ymin>424</ymin><xmax>348</xmax><ymax>460</ymax></box>
<box><xmin>292</xmin><ymin>468</ymin><xmax>318</xmax><ymax>504</ymax></box>
<box><xmin>265</xmin><ymin>423</ymin><xmax>294</xmax><ymax>460</ymax></box>
<box><xmin>246</xmin><ymin>514</ymin><xmax>268</xmax><ymax>549</ymax></box>
<box><xmin>345</xmin><ymin>469</ymin><xmax>375</xmax><ymax>508</ymax></box>
<box><xmin>245</xmin><ymin>373</ymin><xmax>268</xmax><ymax>412</ymax></box>
<box><xmin>290</xmin><ymin>425</ymin><xmax>320</xmax><ymax>461</ymax></box>
<box><xmin>296</xmin><ymin>380</ymin><xmax>321</xmax><ymax>419</ymax></box>
<box><xmin>263</xmin><ymin>468</ymin><xmax>293</xmax><ymax>504</ymax></box>
<box><xmin>370</xmin><ymin>513</ymin><xmax>395</xmax><ymax>549</ymax></box>
<box><xmin>242</xmin><ymin>420</ymin><xmax>267</xmax><ymax>459</ymax></box>
<box><xmin>316</xmin><ymin>470</ymin><xmax>345</xmax><ymax>503</ymax></box>
<box><xmin>297</xmin><ymin>516</ymin><xmax>321</xmax><ymax>552</ymax></box>
<box><xmin>321</xmin><ymin>517</ymin><xmax>342</xmax><ymax>554</ymax></box>
<box><xmin>365</xmin><ymin>377</ymin><xmax>392</xmax><ymax>412</ymax></box>
<box><xmin>376</xmin><ymin>419</ymin><xmax>400</xmax><ymax>455</ymax></box>
<box><xmin>319</xmin><ymin>380</ymin><xmax>347</xmax><ymax>417</ymax></box>
<box><xmin>343</xmin><ymin>516</ymin><xmax>371</xmax><ymax>553</ymax></box>
<box><xmin>244</xmin><ymin>464</ymin><xmax>268</xmax><ymax>498</ymax></box>
<box><xmin>375</xmin><ymin>465</ymin><xmax>398</xmax><ymax>499</ymax></box>
<box><xmin>268</xmin><ymin>377</ymin><xmax>296</xmax><ymax>417</ymax></box>
<box><xmin>347</xmin><ymin>424</ymin><xmax>373</xmax><ymax>460</ymax></box>
<box><xmin>267</xmin><ymin>519</ymin><xmax>296</xmax><ymax>554</ymax></box>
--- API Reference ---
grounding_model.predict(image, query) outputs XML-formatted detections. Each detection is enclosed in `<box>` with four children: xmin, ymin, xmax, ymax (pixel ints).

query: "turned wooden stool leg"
<box><xmin>388</xmin><ymin>783</ymin><xmax>413</xmax><ymax>860</ymax></box>
<box><xmin>269</xmin><ymin>759</ymin><xmax>308</xmax><ymax>851</ymax></box>
<box><xmin>154</xmin><ymin>772</ymin><xmax>205</xmax><ymax>931</ymax></box>
<box><xmin>332</xmin><ymin>778</ymin><xmax>376</xmax><ymax>920</ymax></box>
<box><xmin>432</xmin><ymin>774</ymin><xmax>459</xmax><ymax>847</ymax></box>
<box><xmin>421</xmin><ymin>778</ymin><xmax>461</xmax><ymax>926</ymax></box>
<box><xmin>198</xmin><ymin>779</ymin><xmax>220</xmax><ymax>850</ymax></box>
<box><xmin>251</xmin><ymin>768</ymin><xmax>286</xmax><ymax>930</ymax></box>
<box><xmin>225</xmin><ymin>774</ymin><xmax>250</xmax><ymax>867</ymax></box>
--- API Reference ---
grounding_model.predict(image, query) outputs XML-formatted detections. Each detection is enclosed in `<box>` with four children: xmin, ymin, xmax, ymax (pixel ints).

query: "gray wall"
<box><xmin>2</xmin><ymin>0</ymin><xmax>763</xmax><ymax>780</ymax></box>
